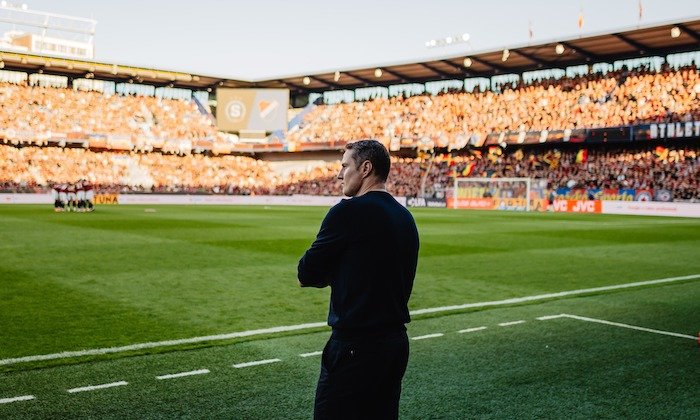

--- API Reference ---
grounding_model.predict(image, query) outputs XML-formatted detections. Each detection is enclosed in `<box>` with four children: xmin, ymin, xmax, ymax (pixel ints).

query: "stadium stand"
<box><xmin>286</xmin><ymin>65</ymin><xmax>700</xmax><ymax>146</ymax></box>
<box><xmin>1</xmin><ymin>142</ymin><xmax>697</xmax><ymax>201</ymax></box>
<box><xmin>0</xmin><ymin>57</ymin><xmax>698</xmax><ymax>203</ymax></box>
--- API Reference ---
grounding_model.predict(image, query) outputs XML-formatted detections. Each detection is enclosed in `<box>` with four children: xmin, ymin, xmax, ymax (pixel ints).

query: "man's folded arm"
<box><xmin>298</xmin><ymin>204</ymin><xmax>346</xmax><ymax>287</ymax></box>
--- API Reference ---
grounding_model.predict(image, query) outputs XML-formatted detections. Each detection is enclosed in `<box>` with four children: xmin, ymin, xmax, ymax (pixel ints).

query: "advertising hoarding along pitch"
<box><xmin>216</xmin><ymin>89</ymin><xmax>289</xmax><ymax>132</ymax></box>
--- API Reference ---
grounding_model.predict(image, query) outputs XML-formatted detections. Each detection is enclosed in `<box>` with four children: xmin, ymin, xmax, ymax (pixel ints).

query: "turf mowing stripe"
<box><xmin>232</xmin><ymin>359</ymin><xmax>281</xmax><ymax>368</ymax></box>
<box><xmin>2</xmin><ymin>274</ymin><xmax>698</xmax><ymax>367</ymax></box>
<box><xmin>299</xmin><ymin>351</ymin><xmax>322</xmax><ymax>358</ymax></box>
<box><xmin>498</xmin><ymin>320</ymin><xmax>526</xmax><ymax>326</ymax></box>
<box><xmin>409</xmin><ymin>274</ymin><xmax>700</xmax><ymax>315</ymax></box>
<box><xmin>0</xmin><ymin>395</ymin><xmax>35</xmax><ymax>404</ymax></box>
<box><xmin>67</xmin><ymin>381</ymin><xmax>128</xmax><ymax>394</ymax></box>
<box><xmin>156</xmin><ymin>369</ymin><xmax>210</xmax><ymax>380</ymax></box>
<box><xmin>561</xmin><ymin>314</ymin><xmax>697</xmax><ymax>340</ymax></box>
<box><xmin>411</xmin><ymin>333</ymin><xmax>444</xmax><ymax>340</ymax></box>
<box><xmin>458</xmin><ymin>326</ymin><xmax>487</xmax><ymax>333</ymax></box>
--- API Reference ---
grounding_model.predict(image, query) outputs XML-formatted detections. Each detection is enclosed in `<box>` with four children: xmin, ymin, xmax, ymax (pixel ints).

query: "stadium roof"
<box><xmin>0</xmin><ymin>17</ymin><xmax>698</xmax><ymax>94</ymax></box>
<box><xmin>252</xmin><ymin>17</ymin><xmax>700</xmax><ymax>95</ymax></box>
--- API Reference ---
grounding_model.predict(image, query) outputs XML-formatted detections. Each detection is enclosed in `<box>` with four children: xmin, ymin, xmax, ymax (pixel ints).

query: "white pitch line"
<box><xmin>0</xmin><ymin>321</ymin><xmax>326</xmax><ymax>367</ymax></box>
<box><xmin>412</xmin><ymin>333</ymin><xmax>444</xmax><ymax>340</ymax></box>
<box><xmin>156</xmin><ymin>369</ymin><xmax>210</xmax><ymax>380</ymax></box>
<box><xmin>67</xmin><ymin>381</ymin><xmax>128</xmax><ymax>394</ymax></box>
<box><xmin>458</xmin><ymin>326</ymin><xmax>487</xmax><ymax>333</ymax></box>
<box><xmin>2</xmin><ymin>274</ymin><xmax>698</xmax><ymax>367</ymax></box>
<box><xmin>410</xmin><ymin>274</ymin><xmax>700</xmax><ymax>315</ymax></box>
<box><xmin>299</xmin><ymin>351</ymin><xmax>322</xmax><ymax>358</ymax></box>
<box><xmin>560</xmin><ymin>314</ymin><xmax>697</xmax><ymax>340</ymax></box>
<box><xmin>232</xmin><ymin>358</ymin><xmax>281</xmax><ymax>368</ymax></box>
<box><xmin>499</xmin><ymin>320</ymin><xmax>526</xmax><ymax>326</ymax></box>
<box><xmin>537</xmin><ymin>314</ymin><xmax>566</xmax><ymax>320</ymax></box>
<box><xmin>0</xmin><ymin>395</ymin><xmax>35</xmax><ymax>404</ymax></box>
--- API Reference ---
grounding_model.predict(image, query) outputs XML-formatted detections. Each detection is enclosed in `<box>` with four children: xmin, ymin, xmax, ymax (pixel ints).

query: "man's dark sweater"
<box><xmin>298</xmin><ymin>191</ymin><xmax>419</xmax><ymax>338</ymax></box>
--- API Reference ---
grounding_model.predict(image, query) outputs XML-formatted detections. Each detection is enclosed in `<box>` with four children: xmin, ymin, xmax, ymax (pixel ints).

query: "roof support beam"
<box><xmin>380</xmin><ymin>68</ymin><xmax>413</xmax><ymax>84</ymax></box>
<box><xmin>421</xmin><ymin>62</ymin><xmax>460</xmax><ymax>79</ymax></box>
<box><xmin>439</xmin><ymin>60</ymin><xmax>484</xmax><ymax>78</ymax></box>
<box><xmin>439</xmin><ymin>59</ymin><xmax>469</xmax><ymax>73</ymax></box>
<box><xmin>309</xmin><ymin>75</ymin><xmax>340</xmax><ymax>89</ymax></box>
<box><xmin>467</xmin><ymin>56</ymin><xmax>510</xmax><ymax>73</ymax></box>
<box><xmin>676</xmin><ymin>23</ymin><xmax>700</xmax><ymax>43</ymax></box>
<box><xmin>344</xmin><ymin>72</ymin><xmax>376</xmax><ymax>86</ymax></box>
<box><xmin>276</xmin><ymin>79</ymin><xmax>304</xmax><ymax>90</ymax></box>
<box><xmin>613</xmin><ymin>33</ymin><xmax>650</xmax><ymax>52</ymax></box>
<box><xmin>559</xmin><ymin>41</ymin><xmax>600</xmax><ymax>61</ymax></box>
<box><xmin>512</xmin><ymin>49</ymin><xmax>554</xmax><ymax>67</ymax></box>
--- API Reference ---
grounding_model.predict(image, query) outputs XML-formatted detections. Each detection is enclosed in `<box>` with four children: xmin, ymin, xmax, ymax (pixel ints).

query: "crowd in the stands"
<box><xmin>1</xmin><ymin>143</ymin><xmax>697</xmax><ymax>201</ymax></box>
<box><xmin>0</xmin><ymin>81</ymin><xmax>217</xmax><ymax>142</ymax></box>
<box><xmin>1</xmin><ymin>63</ymin><xmax>698</xmax><ymax>201</ymax></box>
<box><xmin>286</xmin><ymin>65</ymin><xmax>700</xmax><ymax>146</ymax></box>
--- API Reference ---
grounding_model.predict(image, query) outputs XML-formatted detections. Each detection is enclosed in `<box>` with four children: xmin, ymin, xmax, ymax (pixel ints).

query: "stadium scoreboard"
<box><xmin>216</xmin><ymin>88</ymin><xmax>289</xmax><ymax>132</ymax></box>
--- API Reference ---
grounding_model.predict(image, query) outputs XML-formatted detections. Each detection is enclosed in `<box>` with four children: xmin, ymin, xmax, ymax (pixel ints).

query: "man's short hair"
<box><xmin>346</xmin><ymin>140</ymin><xmax>391</xmax><ymax>182</ymax></box>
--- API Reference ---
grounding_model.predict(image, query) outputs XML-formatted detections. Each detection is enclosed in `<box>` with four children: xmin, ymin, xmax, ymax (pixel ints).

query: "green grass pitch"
<box><xmin>1</xmin><ymin>204</ymin><xmax>699</xmax><ymax>418</ymax></box>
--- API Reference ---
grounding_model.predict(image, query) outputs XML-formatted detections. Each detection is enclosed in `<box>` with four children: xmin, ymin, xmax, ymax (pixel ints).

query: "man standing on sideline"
<box><xmin>298</xmin><ymin>139</ymin><xmax>419</xmax><ymax>419</ymax></box>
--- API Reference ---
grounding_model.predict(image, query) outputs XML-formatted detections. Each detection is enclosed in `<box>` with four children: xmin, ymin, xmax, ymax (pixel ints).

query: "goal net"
<box><xmin>450</xmin><ymin>177</ymin><xmax>534</xmax><ymax>211</ymax></box>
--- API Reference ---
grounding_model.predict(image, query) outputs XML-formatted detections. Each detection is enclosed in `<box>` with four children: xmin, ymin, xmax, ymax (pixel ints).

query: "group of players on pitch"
<box><xmin>51</xmin><ymin>181</ymin><xmax>95</xmax><ymax>212</ymax></box>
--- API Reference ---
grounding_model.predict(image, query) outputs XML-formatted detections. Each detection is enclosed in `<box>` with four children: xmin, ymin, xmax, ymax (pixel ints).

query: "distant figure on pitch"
<box><xmin>66</xmin><ymin>182</ymin><xmax>77</xmax><ymax>212</ymax></box>
<box><xmin>59</xmin><ymin>183</ymin><xmax>69</xmax><ymax>212</ymax></box>
<box><xmin>51</xmin><ymin>183</ymin><xmax>63</xmax><ymax>212</ymax></box>
<box><xmin>84</xmin><ymin>179</ymin><xmax>95</xmax><ymax>211</ymax></box>
<box><xmin>75</xmin><ymin>179</ymin><xmax>85</xmax><ymax>212</ymax></box>
<box><xmin>298</xmin><ymin>140</ymin><xmax>419</xmax><ymax>419</ymax></box>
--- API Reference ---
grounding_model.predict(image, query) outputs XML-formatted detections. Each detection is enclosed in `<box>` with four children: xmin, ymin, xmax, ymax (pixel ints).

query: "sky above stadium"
<box><xmin>9</xmin><ymin>0</ymin><xmax>700</xmax><ymax>81</ymax></box>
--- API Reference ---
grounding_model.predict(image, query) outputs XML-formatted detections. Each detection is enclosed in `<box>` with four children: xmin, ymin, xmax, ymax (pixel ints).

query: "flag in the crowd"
<box><xmin>487</xmin><ymin>146</ymin><xmax>502</xmax><ymax>163</ymax></box>
<box><xmin>543</xmin><ymin>150</ymin><xmax>562</xmax><ymax>169</ymax></box>
<box><xmin>575</xmin><ymin>149</ymin><xmax>588</xmax><ymax>163</ymax></box>
<box><xmin>577</xmin><ymin>11</ymin><xmax>584</xmax><ymax>30</ymax></box>
<box><xmin>462</xmin><ymin>161</ymin><xmax>475</xmax><ymax>176</ymax></box>
<box><xmin>638</xmin><ymin>0</ymin><xmax>644</xmax><ymax>21</ymax></box>
<box><xmin>654</xmin><ymin>146</ymin><xmax>669</xmax><ymax>161</ymax></box>
<box><xmin>528</xmin><ymin>20</ymin><xmax>534</xmax><ymax>40</ymax></box>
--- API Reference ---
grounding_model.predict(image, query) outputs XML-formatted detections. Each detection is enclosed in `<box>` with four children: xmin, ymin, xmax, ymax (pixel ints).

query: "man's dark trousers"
<box><xmin>313</xmin><ymin>329</ymin><xmax>409</xmax><ymax>420</ymax></box>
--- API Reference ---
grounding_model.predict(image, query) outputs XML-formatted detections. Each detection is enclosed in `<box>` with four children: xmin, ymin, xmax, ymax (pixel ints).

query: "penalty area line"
<box><xmin>232</xmin><ymin>358</ymin><xmax>281</xmax><ymax>368</ymax></box>
<box><xmin>411</xmin><ymin>333</ymin><xmax>444</xmax><ymax>340</ymax></box>
<box><xmin>67</xmin><ymin>381</ymin><xmax>128</xmax><ymax>394</ymax></box>
<box><xmin>410</xmin><ymin>273</ymin><xmax>700</xmax><ymax>315</ymax></box>
<box><xmin>559</xmin><ymin>314</ymin><xmax>696</xmax><ymax>340</ymax></box>
<box><xmin>0</xmin><ymin>395</ymin><xmax>35</xmax><ymax>404</ymax></box>
<box><xmin>458</xmin><ymin>326</ymin><xmax>487</xmax><ymax>333</ymax></box>
<box><xmin>1</xmin><ymin>273</ymin><xmax>697</xmax><ymax>367</ymax></box>
<box><xmin>498</xmin><ymin>320</ymin><xmax>525</xmax><ymax>326</ymax></box>
<box><xmin>156</xmin><ymin>369</ymin><xmax>210</xmax><ymax>380</ymax></box>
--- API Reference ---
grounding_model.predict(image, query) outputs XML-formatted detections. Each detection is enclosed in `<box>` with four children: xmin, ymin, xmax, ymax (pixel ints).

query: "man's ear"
<box><xmin>361</xmin><ymin>160</ymin><xmax>373</xmax><ymax>178</ymax></box>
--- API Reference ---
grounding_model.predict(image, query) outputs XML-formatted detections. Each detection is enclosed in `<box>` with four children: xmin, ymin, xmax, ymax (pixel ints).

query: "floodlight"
<box><xmin>555</xmin><ymin>44</ymin><xmax>565</xmax><ymax>55</ymax></box>
<box><xmin>302</xmin><ymin>76</ymin><xmax>310</xmax><ymax>85</ymax></box>
<box><xmin>463</xmin><ymin>57</ymin><xmax>472</xmax><ymax>68</ymax></box>
<box><xmin>374</xmin><ymin>68</ymin><xmax>382</xmax><ymax>78</ymax></box>
<box><xmin>670</xmin><ymin>26</ymin><xmax>681</xmax><ymax>38</ymax></box>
